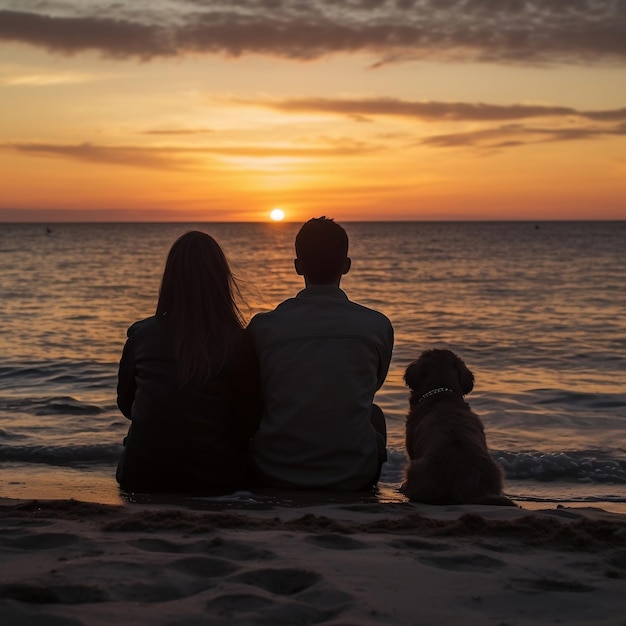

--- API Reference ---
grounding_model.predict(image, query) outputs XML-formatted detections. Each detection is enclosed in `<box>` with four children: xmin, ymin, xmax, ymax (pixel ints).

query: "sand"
<box><xmin>1</xmin><ymin>496</ymin><xmax>625</xmax><ymax>626</ymax></box>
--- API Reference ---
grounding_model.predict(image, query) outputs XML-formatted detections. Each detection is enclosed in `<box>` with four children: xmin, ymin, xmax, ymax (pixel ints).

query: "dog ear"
<box><xmin>456</xmin><ymin>358</ymin><xmax>475</xmax><ymax>395</ymax></box>
<box><xmin>404</xmin><ymin>358</ymin><xmax>427</xmax><ymax>390</ymax></box>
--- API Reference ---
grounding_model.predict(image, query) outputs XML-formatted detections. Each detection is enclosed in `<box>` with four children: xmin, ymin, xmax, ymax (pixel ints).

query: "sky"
<box><xmin>1</xmin><ymin>0</ymin><xmax>625</xmax><ymax>222</ymax></box>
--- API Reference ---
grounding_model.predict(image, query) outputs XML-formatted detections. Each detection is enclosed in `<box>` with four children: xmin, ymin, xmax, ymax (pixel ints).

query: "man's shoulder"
<box><xmin>248</xmin><ymin>300</ymin><xmax>294</xmax><ymax>334</ymax></box>
<box><xmin>343</xmin><ymin>298</ymin><xmax>393</xmax><ymax>333</ymax></box>
<box><xmin>248</xmin><ymin>293</ymin><xmax>393</xmax><ymax>342</ymax></box>
<box><xmin>349</xmin><ymin>299</ymin><xmax>391</xmax><ymax>321</ymax></box>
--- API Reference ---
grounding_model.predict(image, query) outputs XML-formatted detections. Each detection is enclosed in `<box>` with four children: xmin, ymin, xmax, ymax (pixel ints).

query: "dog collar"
<box><xmin>417</xmin><ymin>387</ymin><xmax>456</xmax><ymax>403</ymax></box>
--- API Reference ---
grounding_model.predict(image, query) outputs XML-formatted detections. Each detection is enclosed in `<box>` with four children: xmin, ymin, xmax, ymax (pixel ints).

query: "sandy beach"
<box><xmin>1</xmin><ymin>496</ymin><xmax>625</xmax><ymax>626</ymax></box>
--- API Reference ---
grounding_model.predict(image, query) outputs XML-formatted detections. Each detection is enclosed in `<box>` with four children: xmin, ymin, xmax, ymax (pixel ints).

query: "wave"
<box><xmin>2</xmin><ymin>442</ymin><xmax>626</xmax><ymax>503</ymax></box>
<box><xmin>0</xmin><ymin>443</ymin><xmax>120</xmax><ymax>466</ymax></box>
<box><xmin>496</xmin><ymin>451</ymin><xmax>626</xmax><ymax>484</ymax></box>
<box><xmin>530</xmin><ymin>390</ymin><xmax>626</xmax><ymax>410</ymax></box>
<box><xmin>0</xmin><ymin>362</ymin><xmax>116</xmax><ymax>387</ymax></box>
<box><xmin>381</xmin><ymin>448</ymin><xmax>626</xmax><ymax>485</ymax></box>
<box><xmin>0</xmin><ymin>396</ymin><xmax>107</xmax><ymax>416</ymax></box>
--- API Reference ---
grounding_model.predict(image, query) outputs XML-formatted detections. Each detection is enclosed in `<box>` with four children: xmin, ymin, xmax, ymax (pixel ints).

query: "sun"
<box><xmin>270</xmin><ymin>208</ymin><xmax>285</xmax><ymax>221</ymax></box>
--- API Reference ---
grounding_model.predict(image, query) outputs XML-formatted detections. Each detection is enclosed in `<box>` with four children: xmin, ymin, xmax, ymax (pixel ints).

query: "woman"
<box><xmin>116</xmin><ymin>231</ymin><xmax>261</xmax><ymax>494</ymax></box>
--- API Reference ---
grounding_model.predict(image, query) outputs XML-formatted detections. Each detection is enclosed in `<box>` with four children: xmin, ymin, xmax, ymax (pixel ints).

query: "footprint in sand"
<box><xmin>125</xmin><ymin>537</ymin><xmax>188</xmax><ymax>553</ymax></box>
<box><xmin>510</xmin><ymin>577</ymin><xmax>596</xmax><ymax>592</ymax></box>
<box><xmin>418</xmin><ymin>552</ymin><xmax>506</xmax><ymax>571</ymax></box>
<box><xmin>204</xmin><ymin>593</ymin><xmax>344</xmax><ymax>625</ymax></box>
<box><xmin>205</xmin><ymin>593</ymin><xmax>275</xmax><ymax>613</ymax></box>
<box><xmin>388</xmin><ymin>538</ymin><xmax>451</xmax><ymax>552</ymax></box>
<box><xmin>0</xmin><ymin>556</ymin><xmax>240</xmax><ymax>605</ymax></box>
<box><xmin>304</xmin><ymin>533</ymin><xmax>368</xmax><ymax>550</ymax></box>
<box><xmin>3</xmin><ymin>533</ymin><xmax>81</xmax><ymax>551</ymax></box>
<box><xmin>205</xmin><ymin>578</ymin><xmax>352</xmax><ymax>625</ymax></box>
<box><xmin>166</xmin><ymin>556</ymin><xmax>240</xmax><ymax>578</ymax></box>
<box><xmin>128</xmin><ymin>536</ymin><xmax>275</xmax><ymax>561</ymax></box>
<box><xmin>0</xmin><ymin>602</ymin><xmax>85</xmax><ymax>626</ymax></box>
<box><xmin>0</xmin><ymin>582</ymin><xmax>108</xmax><ymax>604</ymax></box>
<box><xmin>608</xmin><ymin>549</ymin><xmax>626</xmax><ymax>570</ymax></box>
<box><xmin>105</xmin><ymin>556</ymin><xmax>238</xmax><ymax>602</ymax></box>
<box><xmin>216</xmin><ymin>566</ymin><xmax>354</xmax><ymax>624</ymax></box>
<box><xmin>231</xmin><ymin>567</ymin><xmax>320</xmax><ymax>595</ymax></box>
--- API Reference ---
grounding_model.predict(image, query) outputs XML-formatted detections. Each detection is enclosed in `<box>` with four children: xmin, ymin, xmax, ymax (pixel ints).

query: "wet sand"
<box><xmin>1</xmin><ymin>496</ymin><xmax>625</xmax><ymax>625</ymax></box>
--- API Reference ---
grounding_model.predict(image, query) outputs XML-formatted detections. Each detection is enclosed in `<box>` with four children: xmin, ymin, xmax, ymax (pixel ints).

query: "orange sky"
<box><xmin>1</xmin><ymin>1</ymin><xmax>625</xmax><ymax>222</ymax></box>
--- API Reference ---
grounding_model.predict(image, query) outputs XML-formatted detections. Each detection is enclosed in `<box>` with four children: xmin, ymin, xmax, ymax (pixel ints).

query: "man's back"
<box><xmin>249</xmin><ymin>284</ymin><xmax>393</xmax><ymax>490</ymax></box>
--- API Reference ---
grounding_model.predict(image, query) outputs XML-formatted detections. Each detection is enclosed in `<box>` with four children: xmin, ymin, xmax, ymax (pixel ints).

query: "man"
<box><xmin>249</xmin><ymin>217</ymin><xmax>394</xmax><ymax>491</ymax></box>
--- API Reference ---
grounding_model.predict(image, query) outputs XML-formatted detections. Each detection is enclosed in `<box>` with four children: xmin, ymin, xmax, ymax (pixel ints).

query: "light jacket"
<box><xmin>249</xmin><ymin>286</ymin><xmax>394</xmax><ymax>491</ymax></box>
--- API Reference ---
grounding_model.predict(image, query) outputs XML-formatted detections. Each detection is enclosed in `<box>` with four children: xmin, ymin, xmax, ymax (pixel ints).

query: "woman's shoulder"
<box><xmin>126</xmin><ymin>315</ymin><xmax>163</xmax><ymax>338</ymax></box>
<box><xmin>225</xmin><ymin>324</ymin><xmax>254</xmax><ymax>347</ymax></box>
<box><xmin>125</xmin><ymin>316</ymin><xmax>174</xmax><ymax>359</ymax></box>
<box><xmin>218</xmin><ymin>325</ymin><xmax>256</xmax><ymax>364</ymax></box>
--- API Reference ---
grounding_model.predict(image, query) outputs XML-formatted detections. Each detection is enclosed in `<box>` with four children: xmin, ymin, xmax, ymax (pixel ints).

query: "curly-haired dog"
<box><xmin>402</xmin><ymin>349</ymin><xmax>515</xmax><ymax>506</ymax></box>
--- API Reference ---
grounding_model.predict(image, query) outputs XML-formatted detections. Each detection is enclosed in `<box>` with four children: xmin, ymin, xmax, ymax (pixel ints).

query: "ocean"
<box><xmin>1</xmin><ymin>221</ymin><xmax>625</xmax><ymax>511</ymax></box>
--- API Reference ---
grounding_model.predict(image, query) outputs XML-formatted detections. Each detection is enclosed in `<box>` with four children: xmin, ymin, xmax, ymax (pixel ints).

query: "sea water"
<box><xmin>1</xmin><ymin>222</ymin><xmax>625</xmax><ymax>511</ymax></box>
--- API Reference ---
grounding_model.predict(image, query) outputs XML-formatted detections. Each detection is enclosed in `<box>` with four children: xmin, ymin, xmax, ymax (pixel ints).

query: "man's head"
<box><xmin>294</xmin><ymin>217</ymin><xmax>351</xmax><ymax>285</ymax></box>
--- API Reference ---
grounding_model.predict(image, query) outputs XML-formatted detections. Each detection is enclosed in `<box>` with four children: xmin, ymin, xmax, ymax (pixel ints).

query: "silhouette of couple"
<box><xmin>116</xmin><ymin>217</ymin><xmax>394</xmax><ymax>495</ymax></box>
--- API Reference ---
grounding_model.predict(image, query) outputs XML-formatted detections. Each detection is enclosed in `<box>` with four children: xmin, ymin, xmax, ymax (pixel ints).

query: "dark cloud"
<box><xmin>0</xmin><ymin>10</ymin><xmax>173</xmax><ymax>59</ymax></box>
<box><xmin>256</xmin><ymin>96</ymin><xmax>626</xmax><ymax>122</ymax></box>
<box><xmin>1</xmin><ymin>0</ymin><xmax>625</xmax><ymax>64</ymax></box>
<box><xmin>422</xmin><ymin>121</ymin><xmax>626</xmax><ymax>148</ymax></box>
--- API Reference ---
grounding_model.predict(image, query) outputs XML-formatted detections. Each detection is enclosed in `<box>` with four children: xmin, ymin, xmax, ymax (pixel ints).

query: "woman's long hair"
<box><xmin>156</xmin><ymin>231</ymin><xmax>245</xmax><ymax>387</ymax></box>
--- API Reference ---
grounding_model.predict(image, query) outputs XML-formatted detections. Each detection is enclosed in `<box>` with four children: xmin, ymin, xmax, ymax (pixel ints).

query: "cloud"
<box><xmin>1</xmin><ymin>1</ymin><xmax>625</xmax><ymax>64</ymax></box>
<box><xmin>252</xmin><ymin>96</ymin><xmax>626</xmax><ymax>123</ymax></box>
<box><xmin>142</xmin><ymin>128</ymin><xmax>215</xmax><ymax>136</ymax></box>
<box><xmin>0</xmin><ymin>10</ymin><xmax>171</xmax><ymax>59</ymax></box>
<box><xmin>2</xmin><ymin>71</ymin><xmax>104</xmax><ymax>86</ymax></box>
<box><xmin>3</xmin><ymin>138</ymin><xmax>380</xmax><ymax>169</ymax></box>
<box><xmin>6</xmin><ymin>142</ymin><xmax>199</xmax><ymax>169</ymax></box>
<box><xmin>243</xmin><ymin>94</ymin><xmax>626</xmax><ymax>150</ymax></box>
<box><xmin>422</xmin><ymin>121</ymin><xmax>626</xmax><ymax>149</ymax></box>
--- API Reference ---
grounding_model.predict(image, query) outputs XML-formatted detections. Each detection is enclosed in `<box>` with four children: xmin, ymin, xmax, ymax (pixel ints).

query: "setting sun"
<box><xmin>270</xmin><ymin>208</ymin><xmax>285</xmax><ymax>221</ymax></box>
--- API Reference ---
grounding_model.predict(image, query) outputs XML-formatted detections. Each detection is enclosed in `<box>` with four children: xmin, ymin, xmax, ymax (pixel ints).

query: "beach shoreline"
<box><xmin>1</xmin><ymin>495</ymin><xmax>625</xmax><ymax>625</ymax></box>
<box><xmin>3</xmin><ymin>461</ymin><xmax>626</xmax><ymax>515</ymax></box>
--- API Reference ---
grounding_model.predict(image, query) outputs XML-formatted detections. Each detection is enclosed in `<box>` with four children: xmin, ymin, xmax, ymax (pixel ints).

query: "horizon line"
<box><xmin>2</xmin><ymin>219</ymin><xmax>625</xmax><ymax>224</ymax></box>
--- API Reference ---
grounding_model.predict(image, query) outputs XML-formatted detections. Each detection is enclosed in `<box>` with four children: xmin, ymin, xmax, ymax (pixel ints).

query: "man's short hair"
<box><xmin>295</xmin><ymin>217</ymin><xmax>349</xmax><ymax>285</ymax></box>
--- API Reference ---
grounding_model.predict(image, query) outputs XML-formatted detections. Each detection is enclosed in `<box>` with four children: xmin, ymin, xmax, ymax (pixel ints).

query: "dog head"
<box><xmin>404</xmin><ymin>349</ymin><xmax>474</xmax><ymax>396</ymax></box>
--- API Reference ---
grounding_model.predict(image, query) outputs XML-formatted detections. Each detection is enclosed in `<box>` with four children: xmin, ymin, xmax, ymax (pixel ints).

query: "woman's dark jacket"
<box><xmin>116</xmin><ymin>316</ymin><xmax>261</xmax><ymax>493</ymax></box>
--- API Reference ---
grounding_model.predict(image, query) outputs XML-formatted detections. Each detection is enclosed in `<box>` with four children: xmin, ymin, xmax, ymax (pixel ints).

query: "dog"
<box><xmin>402</xmin><ymin>349</ymin><xmax>515</xmax><ymax>506</ymax></box>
